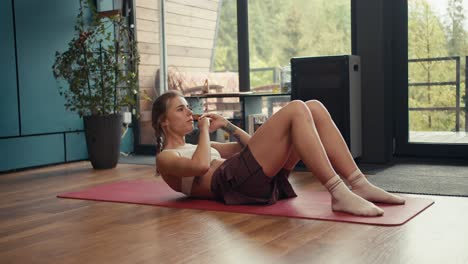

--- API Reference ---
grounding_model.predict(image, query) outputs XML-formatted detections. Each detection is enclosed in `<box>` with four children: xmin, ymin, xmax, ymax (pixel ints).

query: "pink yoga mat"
<box><xmin>57</xmin><ymin>179</ymin><xmax>434</xmax><ymax>226</ymax></box>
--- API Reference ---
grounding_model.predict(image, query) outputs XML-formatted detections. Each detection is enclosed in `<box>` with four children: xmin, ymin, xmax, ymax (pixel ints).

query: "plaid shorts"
<box><xmin>210</xmin><ymin>145</ymin><xmax>297</xmax><ymax>205</ymax></box>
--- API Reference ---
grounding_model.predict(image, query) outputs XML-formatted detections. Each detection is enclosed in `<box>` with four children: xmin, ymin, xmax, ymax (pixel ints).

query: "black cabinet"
<box><xmin>291</xmin><ymin>55</ymin><xmax>362</xmax><ymax>158</ymax></box>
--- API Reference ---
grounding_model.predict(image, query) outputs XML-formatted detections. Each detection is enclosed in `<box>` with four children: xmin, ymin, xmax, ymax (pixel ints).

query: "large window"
<box><xmin>408</xmin><ymin>0</ymin><xmax>468</xmax><ymax>144</ymax></box>
<box><xmin>248</xmin><ymin>0</ymin><xmax>352</xmax><ymax>115</ymax></box>
<box><xmin>136</xmin><ymin>0</ymin><xmax>239</xmax><ymax>146</ymax></box>
<box><xmin>135</xmin><ymin>0</ymin><xmax>352</xmax><ymax>148</ymax></box>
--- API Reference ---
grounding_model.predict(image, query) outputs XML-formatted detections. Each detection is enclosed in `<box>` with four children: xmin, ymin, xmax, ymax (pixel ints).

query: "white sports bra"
<box><xmin>162</xmin><ymin>144</ymin><xmax>221</xmax><ymax>195</ymax></box>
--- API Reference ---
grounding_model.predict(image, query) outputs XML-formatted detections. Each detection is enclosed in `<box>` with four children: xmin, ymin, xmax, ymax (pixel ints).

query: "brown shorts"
<box><xmin>210</xmin><ymin>145</ymin><xmax>297</xmax><ymax>205</ymax></box>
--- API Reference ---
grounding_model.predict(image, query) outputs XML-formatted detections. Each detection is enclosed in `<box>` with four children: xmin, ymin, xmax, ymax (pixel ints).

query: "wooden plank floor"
<box><xmin>1</xmin><ymin>161</ymin><xmax>468</xmax><ymax>264</ymax></box>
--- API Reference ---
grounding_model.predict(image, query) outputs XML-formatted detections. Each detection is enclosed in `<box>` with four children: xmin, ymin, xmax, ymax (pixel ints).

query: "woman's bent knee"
<box><xmin>305</xmin><ymin>99</ymin><xmax>325</xmax><ymax>110</ymax></box>
<box><xmin>285</xmin><ymin>100</ymin><xmax>313</xmax><ymax>121</ymax></box>
<box><xmin>288</xmin><ymin>100</ymin><xmax>310</xmax><ymax>114</ymax></box>
<box><xmin>305</xmin><ymin>100</ymin><xmax>331</xmax><ymax>119</ymax></box>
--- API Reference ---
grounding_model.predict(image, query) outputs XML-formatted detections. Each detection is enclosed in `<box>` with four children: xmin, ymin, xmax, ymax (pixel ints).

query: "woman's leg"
<box><xmin>304</xmin><ymin>100</ymin><xmax>405</xmax><ymax>204</ymax></box>
<box><xmin>248</xmin><ymin>100</ymin><xmax>383</xmax><ymax>216</ymax></box>
<box><xmin>282</xmin><ymin>145</ymin><xmax>300</xmax><ymax>171</ymax></box>
<box><xmin>270</xmin><ymin>100</ymin><xmax>367</xmax><ymax>173</ymax></box>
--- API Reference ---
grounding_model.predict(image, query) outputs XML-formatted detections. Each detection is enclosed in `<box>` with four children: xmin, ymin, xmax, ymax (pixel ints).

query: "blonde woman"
<box><xmin>152</xmin><ymin>90</ymin><xmax>404</xmax><ymax>217</ymax></box>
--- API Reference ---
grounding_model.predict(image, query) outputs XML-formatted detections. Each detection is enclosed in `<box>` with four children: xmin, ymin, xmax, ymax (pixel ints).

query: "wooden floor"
<box><xmin>1</xmin><ymin>162</ymin><xmax>468</xmax><ymax>264</ymax></box>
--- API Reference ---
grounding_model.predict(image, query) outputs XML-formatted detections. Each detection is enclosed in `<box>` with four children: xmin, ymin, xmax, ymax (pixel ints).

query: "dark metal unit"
<box><xmin>291</xmin><ymin>55</ymin><xmax>362</xmax><ymax>158</ymax></box>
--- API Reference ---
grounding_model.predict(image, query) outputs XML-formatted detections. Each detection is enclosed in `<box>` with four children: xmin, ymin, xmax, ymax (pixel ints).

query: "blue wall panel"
<box><xmin>121</xmin><ymin>127</ymin><xmax>134</xmax><ymax>154</ymax></box>
<box><xmin>66</xmin><ymin>128</ymin><xmax>135</xmax><ymax>162</ymax></box>
<box><xmin>15</xmin><ymin>0</ymin><xmax>82</xmax><ymax>135</ymax></box>
<box><xmin>65</xmin><ymin>132</ymin><xmax>88</xmax><ymax>162</ymax></box>
<box><xmin>96</xmin><ymin>0</ymin><xmax>114</xmax><ymax>12</ymax></box>
<box><xmin>0</xmin><ymin>134</ymin><xmax>64</xmax><ymax>171</ymax></box>
<box><xmin>0</xmin><ymin>0</ymin><xmax>136</xmax><ymax>172</ymax></box>
<box><xmin>0</xmin><ymin>0</ymin><xmax>19</xmax><ymax>137</ymax></box>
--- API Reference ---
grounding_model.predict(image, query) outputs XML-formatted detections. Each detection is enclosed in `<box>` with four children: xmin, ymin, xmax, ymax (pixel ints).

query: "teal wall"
<box><xmin>16</xmin><ymin>0</ymin><xmax>83</xmax><ymax>135</ymax></box>
<box><xmin>0</xmin><ymin>0</ymin><xmax>19</xmax><ymax>138</ymax></box>
<box><xmin>0</xmin><ymin>0</ymin><xmax>134</xmax><ymax>172</ymax></box>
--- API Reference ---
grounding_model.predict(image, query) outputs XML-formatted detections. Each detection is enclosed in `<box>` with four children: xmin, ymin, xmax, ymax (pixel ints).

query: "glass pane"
<box><xmin>137</xmin><ymin>0</ymin><xmax>240</xmax><ymax>145</ymax></box>
<box><xmin>248</xmin><ymin>0</ymin><xmax>351</xmax><ymax>115</ymax></box>
<box><xmin>135</xmin><ymin>0</ymin><xmax>161</xmax><ymax>145</ymax></box>
<box><xmin>408</xmin><ymin>0</ymin><xmax>468</xmax><ymax>144</ymax></box>
<box><xmin>166</xmin><ymin>0</ymin><xmax>240</xmax><ymax>115</ymax></box>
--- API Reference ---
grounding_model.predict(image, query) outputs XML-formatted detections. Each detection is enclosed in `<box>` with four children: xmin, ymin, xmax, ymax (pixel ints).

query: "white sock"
<box><xmin>348</xmin><ymin>169</ymin><xmax>405</xmax><ymax>204</ymax></box>
<box><xmin>325</xmin><ymin>175</ymin><xmax>384</xmax><ymax>217</ymax></box>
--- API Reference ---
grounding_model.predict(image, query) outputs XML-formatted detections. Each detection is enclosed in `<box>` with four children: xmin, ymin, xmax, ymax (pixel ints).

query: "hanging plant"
<box><xmin>52</xmin><ymin>0</ymin><xmax>140</xmax><ymax>117</ymax></box>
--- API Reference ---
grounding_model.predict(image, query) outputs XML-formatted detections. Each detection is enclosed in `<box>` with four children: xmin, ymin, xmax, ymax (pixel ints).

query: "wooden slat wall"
<box><xmin>166</xmin><ymin>0</ymin><xmax>219</xmax><ymax>72</ymax></box>
<box><xmin>136</xmin><ymin>0</ymin><xmax>160</xmax><ymax>145</ymax></box>
<box><xmin>135</xmin><ymin>0</ymin><xmax>221</xmax><ymax>145</ymax></box>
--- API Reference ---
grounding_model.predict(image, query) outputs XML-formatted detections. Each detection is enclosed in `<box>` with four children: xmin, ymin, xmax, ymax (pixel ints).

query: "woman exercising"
<box><xmin>152</xmin><ymin>90</ymin><xmax>405</xmax><ymax>217</ymax></box>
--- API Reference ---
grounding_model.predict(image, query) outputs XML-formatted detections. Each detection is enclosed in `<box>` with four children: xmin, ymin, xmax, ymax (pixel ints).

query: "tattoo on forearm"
<box><xmin>222</xmin><ymin>122</ymin><xmax>245</xmax><ymax>147</ymax></box>
<box><xmin>222</xmin><ymin>122</ymin><xmax>236</xmax><ymax>134</ymax></box>
<box><xmin>232</xmin><ymin>133</ymin><xmax>244</xmax><ymax>147</ymax></box>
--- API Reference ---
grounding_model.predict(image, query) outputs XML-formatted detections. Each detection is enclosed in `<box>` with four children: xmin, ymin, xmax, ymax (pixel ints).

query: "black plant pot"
<box><xmin>84</xmin><ymin>114</ymin><xmax>122</xmax><ymax>169</ymax></box>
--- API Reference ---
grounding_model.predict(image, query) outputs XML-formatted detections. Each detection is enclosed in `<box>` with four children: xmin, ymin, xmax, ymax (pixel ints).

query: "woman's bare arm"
<box><xmin>156</xmin><ymin>151</ymin><xmax>210</xmax><ymax>178</ymax></box>
<box><xmin>157</xmin><ymin>116</ymin><xmax>212</xmax><ymax>178</ymax></box>
<box><xmin>221</xmin><ymin>121</ymin><xmax>251</xmax><ymax>148</ymax></box>
<box><xmin>200</xmin><ymin>113</ymin><xmax>251</xmax><ymax>149</ymax></box>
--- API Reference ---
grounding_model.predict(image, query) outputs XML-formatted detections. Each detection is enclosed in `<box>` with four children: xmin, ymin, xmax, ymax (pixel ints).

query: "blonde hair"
<box><xmin>151</xmin><ymin>90</ymin><xmax>183</xmax><ymax>154</ymax></box>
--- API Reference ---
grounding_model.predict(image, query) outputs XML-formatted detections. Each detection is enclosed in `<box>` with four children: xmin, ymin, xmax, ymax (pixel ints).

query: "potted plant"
<box><xmin>52</xmin><ymin>0</ymin><xmax>140</xmax><ymax>169</ymax></box>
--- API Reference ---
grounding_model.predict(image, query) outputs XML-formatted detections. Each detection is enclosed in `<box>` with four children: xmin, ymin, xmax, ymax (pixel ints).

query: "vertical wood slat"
<box><xmin>136</xmin><ymin>0</ymin><xmax>221</xmax><ymax>145</ymax></box>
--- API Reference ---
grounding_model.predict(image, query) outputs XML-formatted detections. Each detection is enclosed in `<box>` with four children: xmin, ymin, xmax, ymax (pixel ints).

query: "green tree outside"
<box><xmin>213</xmin><ymin>0</ymin><xmax>467</xmax><ymax>132</ymax></box>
